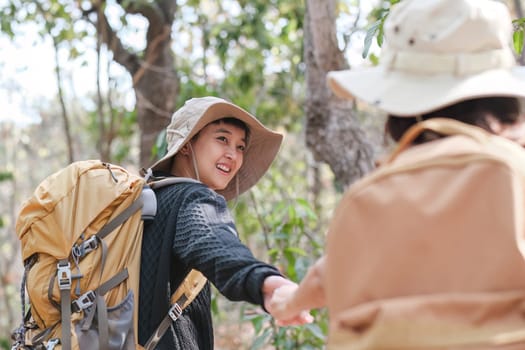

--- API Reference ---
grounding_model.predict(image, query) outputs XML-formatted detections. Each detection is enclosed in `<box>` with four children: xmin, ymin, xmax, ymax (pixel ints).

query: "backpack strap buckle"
<box><xmin>82</xmin><ymin>236</ymin><xmax>98</xmax><ymax>254</ymax></box>
<box><xmin>46</xmin><ymin>338</ymin><xmax>60</xmax><ymax>350</ymax></box>
<box><xmin>168</xmin><ymin>302</ymin><xmax>183</xmax><ymax>322</ymax></box>
<box><xmin>71</xmin><ymin>290</ymin><xmax>96</xmax><ymax>312</ymax></box>
<box><xmin>56</xmin><ymin>262</ymin><xmax>71</xmax><ymax>290</ymax></box>
<box><xmin>72</xmin><ymin>236</ymin><xmax>99</xmax><ymax>260</ymax></box>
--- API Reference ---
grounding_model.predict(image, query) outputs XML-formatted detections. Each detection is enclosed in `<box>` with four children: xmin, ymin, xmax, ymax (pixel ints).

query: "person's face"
<box><xmin>190</xmin><ymin>121</ymin><xmax>247</xmax><ymax>190</ymax></box>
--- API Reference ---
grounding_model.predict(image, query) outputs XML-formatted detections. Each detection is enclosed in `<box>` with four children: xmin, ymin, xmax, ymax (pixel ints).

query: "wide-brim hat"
<box><xmin>149</xmin><ymin>96</ymin><xmax>283</xmax><ymax>201</ymax></box>
<box><xmin>327</xmin><ymin>0</ymin><xmax>525</xmax><ymax>116</ymax></box>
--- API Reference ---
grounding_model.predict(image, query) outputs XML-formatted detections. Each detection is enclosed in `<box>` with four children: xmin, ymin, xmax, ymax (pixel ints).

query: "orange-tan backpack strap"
<box><xmin>387</xmin><ymin>118</ymin><xmax>489</xmax><ymax>162</ymax></box>
<box><xmin>143</xmin><ymin>270</ymin><xmax>207</xmax><ymax>350</ymax></box>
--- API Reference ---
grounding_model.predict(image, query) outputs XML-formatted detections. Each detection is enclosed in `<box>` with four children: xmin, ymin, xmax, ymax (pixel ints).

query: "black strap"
<box><xmin>147</xmin><ymin>181</ymin><xmax>205</xmax><ymax>347</ymax></box>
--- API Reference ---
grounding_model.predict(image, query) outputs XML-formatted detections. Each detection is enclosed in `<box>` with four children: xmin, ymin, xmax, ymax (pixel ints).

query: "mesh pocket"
<box><xmin>75</xmin><ymin>290</ymin><xmax>135</xmax><ymax>350</ymax></box>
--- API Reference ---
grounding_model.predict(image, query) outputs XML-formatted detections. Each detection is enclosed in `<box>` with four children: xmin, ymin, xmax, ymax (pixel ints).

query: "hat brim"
<box><xmin>327</xmin><ymin>66</ymin><xmax>525</xmax><ymax>116</ymax></box>
<box><xmin>150</xmin><ymin>101</ymin><xmax>283</xmax><ymax>201</ymax></box>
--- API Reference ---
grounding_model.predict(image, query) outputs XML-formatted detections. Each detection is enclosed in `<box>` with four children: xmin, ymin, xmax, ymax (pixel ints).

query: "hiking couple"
<box><xmin>15</xmin><ymin>0</ymin><xmax>525</xmax><ymax>349</ymax></box>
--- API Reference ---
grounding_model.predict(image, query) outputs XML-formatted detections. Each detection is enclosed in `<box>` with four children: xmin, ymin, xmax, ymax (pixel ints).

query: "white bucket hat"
<box><xmin>149</xmin><ymin>96</ymin><xmax>283</xmax><ymax>200</ymax></box>
<box><xmin>327</xmin><ymin>0</ymin><xmax>525</xmax><ymax>116</ymax></box>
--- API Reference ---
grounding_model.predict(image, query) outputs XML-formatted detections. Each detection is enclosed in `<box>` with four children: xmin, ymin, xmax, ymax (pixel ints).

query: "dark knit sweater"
<box><xmin>138</xmin><ymin>181</ymin><xmax>282</xmax><ymax>349</ymax></box>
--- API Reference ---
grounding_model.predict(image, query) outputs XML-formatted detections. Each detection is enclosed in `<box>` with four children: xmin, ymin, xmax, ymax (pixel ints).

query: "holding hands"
<box><xmin>262</xmin><ymin>275</ymin><xmax>314</xmax><ymax>326</ymax></box>
<box><xmin>263</xmin><ymin>256</ymin><xmax>327</xmax><ymax>326</ymax></box>
<box><xmin>267</xmin><ymin>283</ymin><xmax>312</xmax><ymax>326</ymax></box>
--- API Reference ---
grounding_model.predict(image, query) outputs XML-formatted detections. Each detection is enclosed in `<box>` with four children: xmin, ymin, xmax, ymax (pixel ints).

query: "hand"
<box><xmin>262</xmin><ymin>276</ymin><xmax>314</xmax><ymax>326</ymax></box>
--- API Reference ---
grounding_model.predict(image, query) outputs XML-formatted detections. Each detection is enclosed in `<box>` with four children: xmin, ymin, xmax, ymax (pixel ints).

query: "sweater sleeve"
<box><xmin>172</xmin><ymin>186</ymin><xmax>282</xmax><ymax>307</ymax></box>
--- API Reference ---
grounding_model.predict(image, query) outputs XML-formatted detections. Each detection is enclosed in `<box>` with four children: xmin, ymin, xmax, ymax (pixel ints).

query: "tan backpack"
<box><xmin>325</xmin><ymin>119</ymin><xmax>525</xmax><ymax>349</ymax></box>
<box><xmin>11</xmin><ymin>160</ymin><xmax>206</xmax><ymax>350</ymax></box>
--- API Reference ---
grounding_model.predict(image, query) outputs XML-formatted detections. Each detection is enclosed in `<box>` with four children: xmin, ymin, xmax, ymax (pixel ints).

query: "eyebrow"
<box><xmin>215</xmin><ymin>127</ymin><xmax>247</xmax><ymax>144</ymax></box>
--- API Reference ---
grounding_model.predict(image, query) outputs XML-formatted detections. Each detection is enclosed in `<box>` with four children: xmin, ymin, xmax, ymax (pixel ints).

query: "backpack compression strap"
<box><xmin>143</xmin><ymin>270</ymin><xmax>207</xmax><ymax>350</ymax></box>
<box><xmin>53</xmin><ymin>195</ymin><xmax>144</xmax><ymax>350</ymax></box>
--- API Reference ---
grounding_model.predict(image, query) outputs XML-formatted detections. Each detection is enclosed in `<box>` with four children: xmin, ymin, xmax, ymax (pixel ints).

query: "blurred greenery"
<box><xmin>0</xmin><ymin>337</ymin><xmax>10</xmax><ymax>350</ymax></box>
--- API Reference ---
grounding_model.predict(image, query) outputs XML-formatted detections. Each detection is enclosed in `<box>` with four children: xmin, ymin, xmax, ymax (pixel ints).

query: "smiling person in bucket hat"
<box><xmin>138</xmin><ymin>96</ymin><xmax>312</xmax><ymax>350</ymax></box>
<box><xmin>148</xmin><ymin>96</ymin><xmax>283</xmax><ymax>200</ymax></box>
<box><xmin>268</xmin><ymin>0</ymin><xmax>525</xmax><ymax>348</ymax></box>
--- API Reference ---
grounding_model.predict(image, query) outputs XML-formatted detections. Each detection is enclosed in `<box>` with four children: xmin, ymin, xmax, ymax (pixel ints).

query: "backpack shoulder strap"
<box><xmin>143</xmin><ymin>176</ymin><xmax>208</xmax><ymax>350</ymax></box>
<box><xmin>141</xmin><ymin>176</ymin><xmax>203</xmax><ymax>220</ymax></box>
<box><xmin>144</xmin><ymin>270</ymin><xmax>207</xmax><ymax>350</ymax></box>
<box><xmin>148</xmin><ymin>176</ymin><xmax>202</xmax><ymax>190</ymax></box>
<box><xmin>387</xmin><ymin>118</ymin><xmax>489</xmax><ymax>163</ymax></box>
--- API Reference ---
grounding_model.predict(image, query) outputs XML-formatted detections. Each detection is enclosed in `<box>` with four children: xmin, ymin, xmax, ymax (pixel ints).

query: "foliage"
<box><xmin>240</xmin><ymin>196</ymin><xmax>328</xmax><ymax>349</ymax></box>
<box><xmin>0</xmin><ymin>169</ymin><xmax>13</xmax><ymax>230</ymax></box>
<box><xmin>362</xmin><ymin>0</ymin><xmax>399</xmax><ymax>59</ymax></box>
<box><xmin>0</xmin><ymin>172</ymin><xmax>13</xmax><ymax>182</ymax></box>
<box><xmin>0</xmin><ymin>337</ymin><xmax>10</xmax><ymax>350</ymax></box>
<box><xmin>0</xmin><ymin>169</ymin><xmax>10</xmax><ymax>229</ymax></box>
<box><xmin>225</xmin><ymin>130</ymin><xmax>337</xmax><ymax>348</ymax></box>
<box><xmin>173</xmin><ymin>0</ymin><xmax>305</xmax><ymax>131</ymax></box>
<box><xmin>513</xmin><ymin>18</ymin><xmax>525</xmax><ymax>55</ymax></box>
<box><xmin>0</xmin><ymin>0</ymin><xmax>90</xmax><ymax>57</ymax></box>
<box><xmin>85</xmin><ymin>103</ymin><xmax>138</xmax><ymax>163</ymax></box>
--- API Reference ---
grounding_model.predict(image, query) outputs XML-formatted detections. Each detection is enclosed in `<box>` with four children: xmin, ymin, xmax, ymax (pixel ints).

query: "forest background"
<box><xmin>1</xmin><ymin>0</ymin><xmax>525</xmax><ymax>349</ymax></box>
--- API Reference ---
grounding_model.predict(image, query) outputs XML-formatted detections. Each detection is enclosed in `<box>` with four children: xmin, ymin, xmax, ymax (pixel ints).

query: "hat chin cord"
<box><xmin>188</xmin><ymin>142</ymin><xmax>201</xmax><ymax>182</ymax></box>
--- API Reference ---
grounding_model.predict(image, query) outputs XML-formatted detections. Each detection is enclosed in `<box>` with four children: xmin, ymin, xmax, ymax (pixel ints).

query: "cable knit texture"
<box><xmin>138</xmin><ymin>182</ymin><xmax>281</xmax><ymax>349</ymax></box>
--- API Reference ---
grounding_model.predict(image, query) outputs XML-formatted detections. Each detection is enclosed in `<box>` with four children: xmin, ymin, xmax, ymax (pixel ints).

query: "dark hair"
<box><xmin>193</xmin><ymin>117</ymin><xmax>251</xmax><ymax>144</ymax></box>
<box><xmin>386</xmin><ymin>97</ymin><xmax>521</xmax><ymax>144</ymax></box>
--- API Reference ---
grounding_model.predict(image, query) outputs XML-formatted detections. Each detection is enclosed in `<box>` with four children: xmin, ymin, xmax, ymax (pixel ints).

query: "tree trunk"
<box><xmin>93</xmin><ymin>0</ymin><xmax>179</xmax><ymax>167</ymax></box>
<box><xmin>304</xmin><ymin>0</ymin><xmax>375</xmax><ymax>189</ymax></box>
<box><xmin>134</xmin><ymin>22</ymin><xmax>178</xmax><ymax>168</ymax></box>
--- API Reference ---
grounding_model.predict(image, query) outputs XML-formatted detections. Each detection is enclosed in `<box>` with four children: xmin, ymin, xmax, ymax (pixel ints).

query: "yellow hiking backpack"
<box><xmin>11</xmin><ymin>160</ymin><xmax>206</xmax><ymax>350</ymax></box>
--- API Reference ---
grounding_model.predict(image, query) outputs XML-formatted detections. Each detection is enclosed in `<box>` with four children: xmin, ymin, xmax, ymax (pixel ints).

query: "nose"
<box><xmin>225</xmin><ymin>146</ymin><xmax>237</xmax><ymax>160</ymax></box>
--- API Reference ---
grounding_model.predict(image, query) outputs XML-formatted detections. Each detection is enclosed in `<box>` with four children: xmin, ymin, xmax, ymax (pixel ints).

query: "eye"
<box><xmin>237</xmin><ymin>144</ymin><xmax>246</xmax><ymax>152</ymax></box>
<box><xmin>216</xmin><ymin>136</ymin><xmax>228</xmax><ymax>143</ymax></box>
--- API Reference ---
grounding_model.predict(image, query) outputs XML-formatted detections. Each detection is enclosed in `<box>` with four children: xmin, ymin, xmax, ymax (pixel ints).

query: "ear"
<box><xmin>179</xmin><ymin>144</ymin><xmax>190</xmax><ymax>156</ymax></box>
<box><xmin>486</xmin><ymin>115</ymin><xmax>503</xmax><ymax>134</ymax></box>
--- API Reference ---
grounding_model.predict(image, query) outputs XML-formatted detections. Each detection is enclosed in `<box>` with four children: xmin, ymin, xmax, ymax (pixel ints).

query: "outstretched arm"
<box><xmin>267</xmin><ymin>256</ymin><xmax>327</xmax><ymax>326</ymax></box>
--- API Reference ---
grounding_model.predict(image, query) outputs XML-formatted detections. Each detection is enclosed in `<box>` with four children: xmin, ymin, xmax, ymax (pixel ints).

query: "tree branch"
<box><xmin>115</xmin><ymin>0</ymin><xmax>165</xmax><ymax>24</ymax></box>
<box><xmin>90</xmin><ymin>2</ymin><xmax>141</xmax><ymax>75</ymax></box>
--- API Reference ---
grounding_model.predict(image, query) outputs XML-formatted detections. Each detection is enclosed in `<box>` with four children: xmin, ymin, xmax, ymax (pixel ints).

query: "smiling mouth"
<box><xmin>216</xmin><ymin>164</ymin><xmax>231</xmax><ymax>173</ymax></box>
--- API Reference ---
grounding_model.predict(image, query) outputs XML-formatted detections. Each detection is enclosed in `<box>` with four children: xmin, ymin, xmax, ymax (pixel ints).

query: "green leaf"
<box><xmin>284</xmin><ymin>246</ymin><xmax>307</xmax><ymax>256</ymax></box>
<box><xmin>304</xmin><ymin>323</ymin><xmax>326</xmax><ymax>341</ymax></box>
<box><xmin>250</xmin><ymin>327</ymin><xmax>271</xmax><ymax>350</ymax></box>
<box><xmin>0</xmin><ymin>171</ymin><xmax>13</xmax><ymax>182</ymax></box>
<box><xmin>514</xmin><ymin>29</ymin><xmax>524</xmax><ymax>55</ymax></box>
<box><xmin>249</xmin><ymin>314</ymin><xmax>265</xmax><ymax>334</ymax></box>
<box><xmin>362</xmin><ymin>20</ymin><xmax>381</xmax><ymax>58</ymax></box>
<box><xmin>296</xmin><ymin>198</ymin><xmax>318</xmax><ymax>220</ymax></box>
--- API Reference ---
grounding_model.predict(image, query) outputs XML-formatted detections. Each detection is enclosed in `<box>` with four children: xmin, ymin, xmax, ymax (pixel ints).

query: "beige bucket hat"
<box><xmin>148</xmin><ymin>96</ymin><xmax>283</xmax><ymax>201</ymax></box>
<box><xmin>327</xmin><ymin>0</ymin><xmax>525</xmax><ymax>116</ymax></box>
